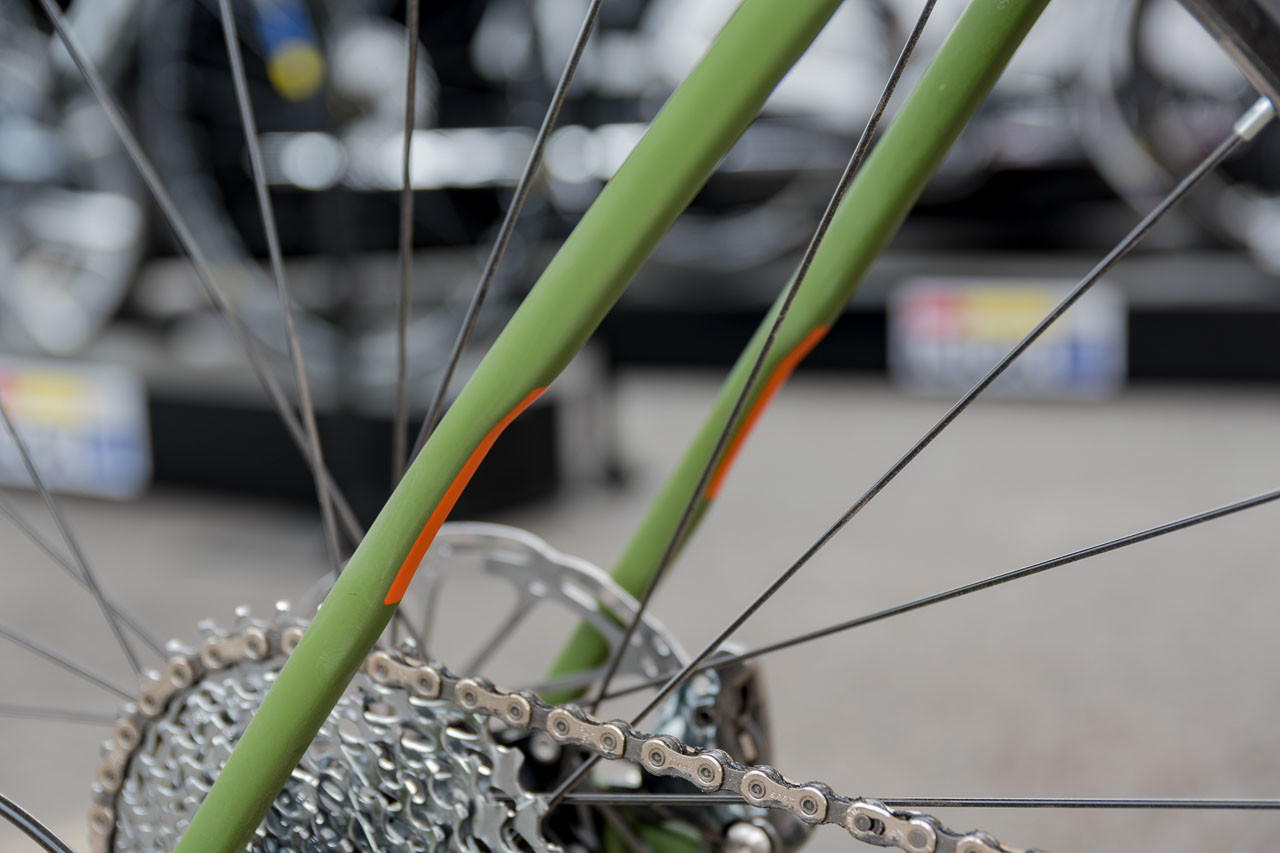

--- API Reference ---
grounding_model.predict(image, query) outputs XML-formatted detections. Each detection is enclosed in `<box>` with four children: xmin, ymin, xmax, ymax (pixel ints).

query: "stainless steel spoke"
<box><xmin>407</xmin><ymin>0</ymin><xmax>606</xmax><ymax>462</ymax></box>
<box><xmin>0</xmin><ymin>490</ymin><xmax>164</xmax><ymax>656</ymax></box>
<box><xmin>596</xmin><ymin>487</ymin><xmax>1280</xmax><ymax>700</ymax></box>
<box><xmin>563</xmin><ymin>793</ymin><xmax>752</xmax><ymax>807</ymax></box>
<box><xmin>876</xmin><ymin>798</ymin><xmax>1280</xmax><ymax>810</ymax></box>
<box><xmin>560</xmin><ymin>794</ymin><xmax>1280</xmax><ymax>811</ymax></box>
<box><xmin>518</xmin><ymin>665</ymin><xmax>609</xmax><ymax>697</ymax></box>
<box><xmin>0</xmin><ymin>791</ymin><xmax>76</xmax><ymax>853</ymax></box>
<box><xmin>586</xmin><ymin>0</ymin><xmax>939</xmax><ymax>716</ymax></box>
<box><xmin>0</xmin><ymin>703</ymin><xmax>116</xmax><ymax>726</ymax></box>
<box><xmin>390</xmin><ymin>604</ymin><xmax>424</xmax><ymax>650</ymax></box>
<box><xmin>216</xmin><ymin>0</ymin><xmax>343</xmax><ymax>573</ymax></box>
<box><xmin>417</xmin><ymin>576</ymin><xmax>441</xmax><ymax>655</ymax></box>
<box><xmin>35</xmin><ymin>0</ymin><xmax>366</xmax><ymax>550</ymax></box>
<box><xmin>462</xmin><ymin>596</ymin><xmax>533</xmax><ymax>674</ymax></box>
<box><xmin>598</xmin><ymin>805</ymin><xmax>654</xmax><ymax>853</ymax></box>
<box><xmin>0</xmin><ymin>621</ymin><xmax>132</xmax><ymax>700</ymax></box>
<box><xmin>393</xmin><ymin>0</ymin><xmax>422</xmax><ymax>481</ymax></box>
<box><xmin>548</xmin><ymin>92</ymin><xmax>1272</xmax><ymax>814</ymax></box>
<box><xmin>0</xmin><ymin>397</ymin><xmax>140</xmax><ymax>673</ymax></box>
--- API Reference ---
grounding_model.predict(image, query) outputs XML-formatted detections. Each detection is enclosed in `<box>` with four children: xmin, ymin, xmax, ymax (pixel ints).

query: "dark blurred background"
<box><xmin>3</xmin><ymin>0</ymin><xmax>1280</xmax><ymax>518</ymax></box>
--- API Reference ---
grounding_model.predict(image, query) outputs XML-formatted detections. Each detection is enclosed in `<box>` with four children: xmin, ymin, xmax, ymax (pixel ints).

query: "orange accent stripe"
<box><xmin>705</xmin><ymin>326</ymin><xmax>828</xmax><ymax>500</ymax></box>
<box><xmin>384</xmin><ymin>387</ymin><xmax>546</xmax><ymax>605</ymax></box>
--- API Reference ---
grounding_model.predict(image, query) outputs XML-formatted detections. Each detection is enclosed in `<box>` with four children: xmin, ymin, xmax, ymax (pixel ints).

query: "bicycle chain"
<box><xmin>91</xmin><ymin>621</ymin><xmax>1038</xmax><ymax>853</ymax></box>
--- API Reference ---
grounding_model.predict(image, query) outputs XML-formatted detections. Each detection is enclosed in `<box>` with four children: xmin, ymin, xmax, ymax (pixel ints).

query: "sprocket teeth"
<box><xmin>93</xmin><ymin>606</ymin><xmax>551</xmax><ymax>853</ymax></box>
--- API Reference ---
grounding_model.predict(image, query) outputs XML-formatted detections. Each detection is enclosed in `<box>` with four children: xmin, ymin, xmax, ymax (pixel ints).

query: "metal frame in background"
<box><xmin>173</xmin><ymin>0</ymin><xmax>1050</xmax><ymax>850</ymax></box>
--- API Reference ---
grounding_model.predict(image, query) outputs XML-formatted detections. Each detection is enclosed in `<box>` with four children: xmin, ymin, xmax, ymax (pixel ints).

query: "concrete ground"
<box><xmin>2</xmin><ymin>371</ymin><xmax>1278</xmax><ymax>852</ymax></box>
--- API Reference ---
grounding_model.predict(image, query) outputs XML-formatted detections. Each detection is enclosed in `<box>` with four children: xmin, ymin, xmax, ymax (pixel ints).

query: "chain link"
<box><xmin>92</xmin><ymin>621</ymin><xmax>1040</xmax><ymax>853</ymax></box>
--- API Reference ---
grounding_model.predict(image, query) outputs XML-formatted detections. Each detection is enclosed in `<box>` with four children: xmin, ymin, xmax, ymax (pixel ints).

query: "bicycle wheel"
<box><xmin>3</xmin><ymin>1</ymin><xmax>1280</xmax><ymax>852</ymax></box>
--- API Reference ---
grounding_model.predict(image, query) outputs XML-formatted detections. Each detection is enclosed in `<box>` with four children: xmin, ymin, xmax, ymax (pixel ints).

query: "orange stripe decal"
<box><xmin>384</xmin><ymin>387</ymin><xmax>546</xmax><ymax>605</ymax></box>
<box><xmin>705</xmin><ymin>326</ymin><xmax>828</xmax><ymax>500</ymax></box>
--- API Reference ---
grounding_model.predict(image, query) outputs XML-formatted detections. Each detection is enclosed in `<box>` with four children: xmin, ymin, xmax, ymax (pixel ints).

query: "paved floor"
<box><xmin>2</xmin><ymin>372</ymin><xmax>1279</xmax><ymax>852</ymax></box>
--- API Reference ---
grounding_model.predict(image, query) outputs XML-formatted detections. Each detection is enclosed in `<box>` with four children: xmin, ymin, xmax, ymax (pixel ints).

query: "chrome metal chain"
<box><xmin>91</xmin><ymin>616</ymin><xmax>1037</xmax><ymax>853</ymax></box>
<box><xmin>92</xmin><ymin>614</ymin><xmax>553</xmax><ymax>853</ymax></box>
<box><xmin>362</xmin><ymin>654</ymin><xmax>1038</xmax><ymax>853</ymax></box>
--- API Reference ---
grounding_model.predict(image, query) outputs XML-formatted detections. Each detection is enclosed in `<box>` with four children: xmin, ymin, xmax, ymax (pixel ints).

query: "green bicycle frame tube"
<box><xmin>177</xmin><ymin>1</ymin><xmax>1049</xmax><ymax>849</ymax></box>
<box><xmin>177</xmin><ymin>1</ymin><xmax>851</xmax><ymax>849</ymax></box>
<box><xmin>545</xmin><ymin>0</ymin><xmax>1050</xmax><ymax>694</ymax></box>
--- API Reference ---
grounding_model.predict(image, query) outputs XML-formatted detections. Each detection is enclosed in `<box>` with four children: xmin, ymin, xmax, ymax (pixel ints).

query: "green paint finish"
<box><xmin>601</xmin><ymin>817</ymin><xmax>700</xmax><ymax>853</ymax></box>
<box><xmin>638</xmin><ymin>821</ymin><xmax>702</xmax><ymax>852</ymax></box>
<box><xmin>546</xmin><ymin>0</ymin><xmax>1050</xmax><ymax>693</ymax></box>
<box><xmin>176</xmin><ymin>1</ymin><xmax>849</xmax><ymax>849</ymax></box>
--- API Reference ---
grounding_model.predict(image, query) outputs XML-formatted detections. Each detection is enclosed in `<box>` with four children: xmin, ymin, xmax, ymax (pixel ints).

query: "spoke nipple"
<box><xmin>1236</xmin><ymin>96</ymin><xmax>1276</xmax><ymax>141</ymax></box>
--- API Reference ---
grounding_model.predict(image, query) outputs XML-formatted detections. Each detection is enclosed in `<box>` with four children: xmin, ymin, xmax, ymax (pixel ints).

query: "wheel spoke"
<box><xmin>586</xmin><ymin>0</ymin><xmax>940</xmax><ymax>716</ymax></box>
<box><xmin>548</xmin><ymin>94</ymin><xmax>1273</xmax><ymax>813</ymax></box>
<box><xmin>0</xmin><ymin>397</ymin><xmax>141</xmax><ymax>673</ymax></box>
<box><xmin>879</xmin><ymin>798</ymin><xmax>1280</xmax><ymax>810</ymax></box>
<box><xmin>519</xmin><ymin>665</ymin><xmax>610</xmax><ymax>697</ymax></box>
<box><xmin>0</xmin><ymin>490</ymin><xmax>164</xmax><ymax>656</ymax></box>
<box><xmin>562</xmin><ymin>793</ymin><xmax>751</xmax><ymax>807</ymax></box>
<box><xmin>0</xmin><ymin>791</ymin><xmax>76</xmax><ymax>853</ymax></box>
<box><xmin>629</xmin><ymin>110</ymin><xmax>1264</xmax><ymax>705</ymax></box>
<box><xmin>598</xmin><ymin>805</ymin><xmax>654</xmax><ymax>853</ymax></box>
<box><xmin>392</xmin><ymin>0</ymin><xmax>422</xmax><ymax>481</ymax></box>
<box><xmin>463</xmin><ymin>595</ymin><xmax>534</xmax><ymax>675</ymax></box>
<box><xmin>216</xmin><ymin>0</ymin><xmax>343</xmax><ymax>572</ymax></box>
<box><xmin>390</xmin><ymin>605</ymin><xmax>424</xmax><ymax>650</ymax></box>
<box><xmin>35</xmin><ymin>0</ymin><xmax>367</xmax><ymax>550</ymax></box>
<box><xmin>0</xmin><ymin>703</ymin><xmax>116</xmax><ymax>726</ymax></box>
<box><xmin>559</xmin><ymin>793</ymin><xmax>1280</xmax><ymax>811</ymax></box>
<box><xmin>598</xmin><ymin>487</ymin><xmax>1280</xmax><ymax>700</ymax></box>
<box><xmin>416</xmin><ymin>575</ymin><xmax>441</xmax><ymax>656</ymax></box>
<box><xmin>0</xmin><ymin>621</ymin><xmax>132</xmax><ymax>700</ymax></box>
<box><xmin>406</xmin><ymin>0</ymin><xmax>607</xmax><ymax>462</ymax></box>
